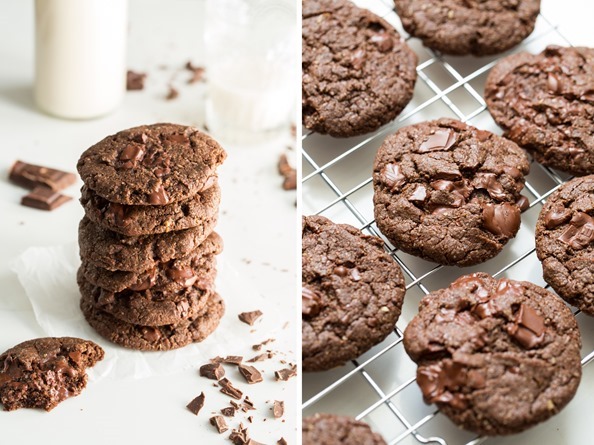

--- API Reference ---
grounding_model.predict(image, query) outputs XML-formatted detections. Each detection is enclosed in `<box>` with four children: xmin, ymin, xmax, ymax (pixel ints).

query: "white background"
<box><xmin>0</xmin><ymin>0</ymin><xmax>297</xmax><ymax>443</ymax></box>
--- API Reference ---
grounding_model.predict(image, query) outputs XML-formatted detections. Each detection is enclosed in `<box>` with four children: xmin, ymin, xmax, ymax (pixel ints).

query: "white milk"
<box><xmin>34</xmin><ymin>0</ymin><xmax>128</xmax><ymax>119</ymax></box>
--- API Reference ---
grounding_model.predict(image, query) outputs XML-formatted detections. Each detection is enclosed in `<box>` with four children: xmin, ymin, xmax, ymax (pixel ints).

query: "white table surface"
<box><xmin>0</xmin><ymin>0</ymin><xmax>297</xmax><ymax>443</ymax></box>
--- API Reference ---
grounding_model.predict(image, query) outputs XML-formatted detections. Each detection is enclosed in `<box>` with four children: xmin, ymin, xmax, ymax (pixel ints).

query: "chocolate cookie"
<box><xmin>77</xmin><ymin>123</ymin><xmax>226</xmax><ymax>205</ymax></box>
<box><xmin>0</xmin><ymin>337</ymin><xmax>104</xmax><ymax>411</ymax></box>
<box><xmin>485</xmin><ymin>46</ymin><xmax>594</xmax><ymax>176</ymax></box>
<box><xmin>302</xmin><ymin>0</ymin><xmax>417</xmax><ymax>137</ymax></box>
<box><xmin>373</xmin><ymin>118</ymin><xmax>530</xmax><ymax>267</ymax></box>
<box><xmin>302</xmin><ymin>215</ymin><xmax>406</xmax><ymax>372</ymax></box>
<box><xmin>404</xmin><ymin>273</ymin><xmax>582</xmax><ymax>436</ymax></box>
<box><xmin>77</xmin><ymin>268</ymin><xmax>215</xmax><ymax>326</ymax></box>
<box><xmin>78</xmin><ymin>216</ymin><xmax>217</xmax><ymax>272</ymax></box>
<box><xmin>80</xmin><ymin>232</ymin><xmax>222</xmax><ymax>293</ymax></box>
<box><xmin>80</xmin><ymin>291</ymin><xmax>224</xmax><ymax>351</ymax></box>
<box><xmin>303</xmin><ymin>414</ymin><xmax>386</xmax><ymax>445</ymax></box>
<box><xmin>535</xmin><ymin>175</ymin><xmax>594</xmax><ymax>315</ymax></box>
<box><xmin>394</xmin><ymin>0</ymin><xmax>540</xmax><ymax>56</ymax></box>
<box><xmin>80</xmin><ymin>183</ymin><xmax>220</xmax><ymax>236</ymax></box>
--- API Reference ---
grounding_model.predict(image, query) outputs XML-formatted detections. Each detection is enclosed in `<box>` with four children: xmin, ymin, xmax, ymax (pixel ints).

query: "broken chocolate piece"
<box><xmin>210</xmin><ymin>415</ymin><xmax>228</xmax><ymax>433</ymax></box>
<box><xmin>219</xmin><ymin>378</ymin><xmax>243</xmax><ymax>400</ymax></box>
<box><xmin>9</xmin><ymin>160</ymin><xmax>76</xmax><ymax>191</ymax></box>
<box><xmin>166</xmin><ymin>85</ymin><xmax>179</xmax><ymax>100</ymax></box>
<box><xmin>186</xmin><ymin>392</ymin><xmax>205</xmax><ymax>415</ymax></box>
<box><xmin>247</xmin><ymin>352</ymin><xmax>274</xmax><ymax>362</ymax></box>
<box><xmin>272</xmin><ymin>400</ymin><xmax>284</xmax><ymax>418</ymax></box>
<box><xmin>222</xmin><ymin>356</ymin><xmax>243</xmax><ymax>365</ymax></box>
<box><xmin>252</xmin><ymin>338</ymin><xmax>274</xmax><ymax>351</ymax></box>
<box><xmin>229</xmin><ymin>424</ymin><xmax>250</xmax><ymax>445</ymax></box>
<box><xmin>220</xmin><ymin>406</ymin><xmax>236</xmax><ymax>417</ymax></box>
<box><xmin>238</xmin><ymin>365</ymin><xmax>263</xmax><ymax>384</ymax></box>
<box><xmin>278</xmin><ymin>154</ymin><xmax>296</xmax><ymax>190</ymax></box>
<box><xmin>277</xmin><ymin>438</ymin><xmax>288</xmax><ymax>445</ymax></box>
<box><xmin>126</xmin><ymin>70</ymin><xmax>146</xmax><ymax>90</ymax></box>
<box><xmin>21</xmin><ymin>186</ymin><xmax>72</xmax><ymax>211</ymax></box>
<box><xmin>185</xmin><ymin>61</ymin><xmax>205</xmax><ymax>84</ymax></box>
<box><xmin>199</xmin><ymin>363</ymin><xmax>225</xmax><ymax>380</ymax></box>
<box><xmin>275</xmin><ymin>365</ymin><xmax>297</xmax><ymax>381</ymax></box>
<box><xmin>238</xmin><ymin>310</ymin><xmax>263</xmax><ymax>326</ymax></box>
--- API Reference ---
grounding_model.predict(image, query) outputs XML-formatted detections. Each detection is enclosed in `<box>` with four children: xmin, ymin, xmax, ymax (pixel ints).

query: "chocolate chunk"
<box><xmin>516</xmin><ymin>195</ymin><xmax>530</xmax><ymax>212</ymax></box>
<box><xmin>119</xmin><ymin>145</ymin><xmax>145</xmax><ymax>170</ymax></box>
<box><xmin>238</xmin><ymin>365</ymin><xmax>263</xmax><ymax>384</ymax></box>
<box><xmin>185</xmin><ymin>61</ymin><xmax>205</xmax><ymax>84</ymax></box>
<box><xmin>369</xmin><ymin>33</ymin><xmax>393</xmax><ymax>52</ymax></box>
<box><xmin>430</xmin><ymin>179</ymin><xmax>472</xmax><ymax>208</ymax></box>
<box><xmin>238</xmin><ymin>310</ymin><xmax>263</xmax><ymax>326</ymax></box>
<box><xmin>199</xmin><ymin>363</ymin><xmax>225</xmax><ymax>380</ymax></box>
<box><xmin>210</xmin><ymin>415</ymin><xmax>228</xmax><ymax>433</ymax></box>
<box><xmin>417</xmin><ymin>361</ymin><xmax>468</xmax><ymax>409</ymax></box>
<box><xmin>243</xmin><ymin>396</ymin><xmax>256</xmax><ymax>411</ymax></box>
<box><xmin>380</xmin><ymin>163</ymin><xmax>405</xmax><ymax>191</ymax></box>
<box><xmin>544</xmin><ymin>205</ymin><xmax>572</xmax><ymax>229</ymax></box>
<box><xmin>350</xmin><ymin>49</ymin><xmax>366</xmax><ymax>69</ymax></box>
<box><xmin>252</xmin><ymin>339</ymin><xmax>274</xmax><ymax>351</ymax></box>
<box><xmin>408</xmin><ymin>184</ymin><xmax>427</xmax><ymax>203</ymax></box>
<box><xmin>166</xmin><ymin>266</ymin><xmax>198</xmax><ymax>287</ymax></box>
<box><xmin>126</xmin><ymin>70</ymin><xmax>146</xmax><ymax>90</ymax></box>
<box><xmin>547</xmin><ymin>73</ymin><xmax>560</xmax><ymax>93</ymax></box>
<box><xmin>247</xmin><ymin>352</ymin><xmax>273</xmax><ymax>362</ymax></box>
<box><xmin>166</xmin><ymin>86</ymin><xmax>179</xmax><ymax>100</ymax></box>
<box><xmin>21</xmin><ymin>186</ymin><xmax>72</xmax><ymax>211</ymax></box>
<box><xmin>272</xmin><ymin>400</ymin><xmax>284</xmax><ymax>418</ymax></box>
<box><xmin>482</xmin><ymin>203</ymin><xmax>521</xmax><ymax>238</ymax></box>
<box><xmin>9</xmin><ymin>161</ymin><xmax>76</xmax><ymax>191</ymax></box>
<box><xmin>277</xmin><ymin>439</ymin><xmax>288</xmax><ymax>445</ymax></box>
<box><xmin>507</xmin><ymin>304</ymin><xmax>546</xmax><ymax>349</ymax></box>
<box><xmin>186</xmin><ymin>392</ymin><xmax>205</xmax><ymax>415</ymax></box>
<box><xmin>473</xmin><ymin>173</ymin><xmax>507</xmax><ymax>201</ymax></box>
<box><xmin>140</xmin><ymin>326</ymin><xmax>161</xmax><ymax>342</ymax></box>
<box><xmin>418</xmin><ymin>128</ymin><xmax>457</xmax><ymax>152</ymax></box>
<box><xmin>222</xmin><ymin>356</ymin><xmax>243</xmax><ymax>365</ymax></box>
<box><xmin>218</xmin><ymin>378</ymin><xmax>243</xmax><ymax>399</ymax></box>
<box><xmin>558</xmin><ymin>212</ymin><xmax>594</xmax><ymax>249</ymax></box>
<box><xmin>278</xmin><ymin>154</ymin><xmax>296</xmax><ymax>191</ymax></box>
<box><xmin>302</xmin><ymin>286</ymin><xmax>322</xmax><ymax>317</ymax></box>
<box><xmin>274</xmin><ymin>364</ymin><xmax>297</xmax><ymax>381</ymax></box>
<box><xmin>221</xmin><ymin>406</ymin><xmax>236</xmax><ymax>417</ymax></box>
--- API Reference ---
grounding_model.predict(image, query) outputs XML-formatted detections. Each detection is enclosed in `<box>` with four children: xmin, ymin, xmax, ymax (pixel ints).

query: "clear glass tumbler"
<box><xmin>204</xmin><ymin>0</ymin><xmax>297</xmax><ymax>143</ymax></box>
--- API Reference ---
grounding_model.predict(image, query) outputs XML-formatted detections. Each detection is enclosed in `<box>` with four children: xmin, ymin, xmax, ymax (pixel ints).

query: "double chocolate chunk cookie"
<box><xmin>302</xmin><ymin>0</ymin><xmax>417</xmax><ymax>137</ymax></box>
<box><xmin>302</xmin><ymin>215</ymin><xmax>406</xmax><ymax>372</ymax></box>
<box><xmin>0</xmin><ymin>337</ymin><xmax>104</xmax><ymax>411</ymax></box>
<box><xmin>77</xmin><ymin>123</ymin><xmax>226</xmax><ymax>205</ymax></box>
<box><xmin>404</xmin><ymin>273</ymin><xmax>582</xmax><ymax>436</ymax></box>
<box><xmin>486</xmin><ymin>46</ymin><xmax>594</xmax><ymax>176</ymax></box>
<box><xmin>536</xmin><ymin>175</ymin><xmax>594</xmax><ymax>315</ymax></box>
<box><xmin>303</xmin><ymin>414</ymin><xmax>387</xmax><ymax>445</ymax></box>
<box><xmin>373</xmin><ymin>119</ymin><xmax>529</xmax><ymax>266</ymax></box>
<box><xmin>394</xmin><ymin>0</ymin><xmax>540</xmax><ymax>56</ymax></box>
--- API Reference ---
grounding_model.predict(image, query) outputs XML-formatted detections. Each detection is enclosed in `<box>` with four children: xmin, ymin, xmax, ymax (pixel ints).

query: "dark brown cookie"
<box><xmin>302</xmin><ymin>215</ymin><xmax>406</xmax><ymax>372</ymax></box>
<box><xmin>77</xmin><ymin>268</ymin><xmax>215</xmax><ymax>326</ymax></box>
<box><xmin>373</xmin><ymin>118</ymin><xmax>529</xmax><ymax>267</ymax></box>
<box><xmin>303</xmin><ymin>414</ymin><xmax>386</xmax><ymax>445</ymax></box>
<box><xmin>404</xmin><ymin>273</ymin><xmax>582</xmax><ymax>436</ymax></box>
<box><xmin>78</xmin><ymin>216</ymin><xmax>217</xmax><ymax>272</ymax></box>
<box><xmin>394</xmin><ymin>0</ymin><xmax>540</xmax><ymax>56</ymax></box>
<box><xmin>80</xmin><ymin>183</ymin><xmax>220</xmax><ymax>236</ymax></box>
<box><xmin>486</xmin><ymin>46</ymin><xmax>594</xmax><ymax>176</ymax></box>
<box><xmin>80</xmin><ymin>291</ymin><xmax>224</xmax><ymax>351</ymax></box>
<box><xmin>80</xmin><ymin>232</ymin><xmax>222</xmax><ymax>293</ymax></box>
<box><xmin>535</xmin><ymin>175</ymin><xmax>594</xmax><ymax>315</ymax></box>
<box><xmin>0</xmin><ymin>337</ymin><xmax>104</xmax><ymax>411</ymax></box>
<box><xmin>77</xmin><ymin>123</ymin><xmax>226</xmax><ymax>205</ymax></box>
<box><xmin>302</xmin><ymin>0</ymin><xmax>417</xmax><ymax>137</ymax></box>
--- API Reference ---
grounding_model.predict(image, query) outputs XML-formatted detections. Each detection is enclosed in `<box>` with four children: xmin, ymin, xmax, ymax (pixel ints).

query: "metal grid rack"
<box><xmin>301</xmin><ymin>1</ymin><xmax>594</xmax><ymax>444</ymax></box>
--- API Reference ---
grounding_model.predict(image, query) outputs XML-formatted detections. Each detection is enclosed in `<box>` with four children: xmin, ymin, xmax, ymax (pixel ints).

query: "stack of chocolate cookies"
<box><xmin>75</xmin><ymin>123</ymin><xmax>227</xmax><ymax>351</ymax></box>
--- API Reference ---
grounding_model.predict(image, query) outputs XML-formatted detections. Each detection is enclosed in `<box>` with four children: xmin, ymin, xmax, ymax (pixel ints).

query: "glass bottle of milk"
<box><xmin>34</xmin><ymin>0</ymin><xmax>128</xmax><ymax>119</ymax></box>
<box><xmin>204</xmin><ymin>0</ymin><xmax>297</xmax><ymax>143</ymax></box>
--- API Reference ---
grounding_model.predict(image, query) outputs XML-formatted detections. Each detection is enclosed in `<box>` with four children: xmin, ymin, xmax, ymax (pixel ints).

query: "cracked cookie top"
<box><xmin>373</xmin><ymin>118</ymin><xmax>529</xmax><ymax>267</ymax></box>
<box><xmin>302</xmin><ymin>215</ymin><xmax>405</xmax><ymax>372</ymax></box>
<box><xmin>302</xmin><ymin>0</ymin><xmax>417</xmax><ymax>137</ymax></box>
<box><xmin>486</xmin><ymin>46</ymin><xmax>594</xmax><ymax>175</ymax></box>
<box><xmin>404</xmin><ymin>272</ymin><xmax>582</xmax><ymax>436</ymax></box>
<box><xmin>536</xmin><ymin>175</ymin><xmax>594</xmax><ymax>314</ymax></box>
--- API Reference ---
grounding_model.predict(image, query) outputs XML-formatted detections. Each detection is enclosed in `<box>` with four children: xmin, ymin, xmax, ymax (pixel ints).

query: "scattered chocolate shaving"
<box><xmin>9</xmin><ymin>160</ymin><xmax>76</xmax><ymax>191</ymax></box>
<box><xmin>275</xmin><ymin>365</ymin><xmax>297</xmax><ymax>381</ymax></box>
<box><xmin>186</xmin><ymin>392</ymin><xmax>205</xmax><ymax>415</ymax></box>
<box><xmin>277</xmin><ymin>438</ymin><xmax>288</xmax><ymax>445</ymax></box>
<box><xmin>218</xmin><ymin>378</ymin><xmax>243</xmax><ymax>400</ymax></box>
<box><xmin>252</xmin><ymin>339</ymin><xmax>275</xmax><ymax>351</ymax></box>
<box><xmin>222</xmin><ymin>356</ymin><xmax>243</xmax><ymax>365</ymax></box>
<box><xmin>242</xmin><ymin>396</ymin><xmax>256</xmax><ymax>410</ymax></box>
<box><xmin>230</xmin><ymin>400</ymin><xmax>241</xmax><ymax>410</ymax></box>
<box><xmin>126</xmin><ymin>70</ymin><xmax>146</xmax><ymax>90</ymax></box>
<box><xmin>278</xmin><ymin>154</ymin><xmax>296</xmax><ymax>190</ymax></box>
<box><xmin>210</xmin><ymin>415</ymin><xmax>228</xmax><ymax>433</ymax></box>
<box><xmin>220</xmin><ymin>406</ymin><xmax>236</xmax><ymax>417</ymax></box>
<box><xmin>185</xmin><ymin>61</ymin><xmax>205</xmax><ymax>84</ymax></box>
<box><xmin>238</xmin><ymin>365</ymin><xmax>263</xmax><ymax>384</ymax></box>
<box><xmin>247</xmin><ymin>416</ymin><xmax>253</xmax><ymax>423</ymax></box>
<box><xmin>21</xmin><ymin>186</ymin><xmax>72</xmax><ymax>211</ymax></box>
<box><xmin>166</xmin><ymin>85</ymin><xmax>179</xmax><ymax>100</ymax></box>
<box><xmin>272</xmin><ymin>400</ymin><xmax>284</xmax><ymax>418</ymax></box>
<box><xmin>229</xmin><ymin>424</ymin><xmax>251</xmax><ymax>445</ymax></box>
<box><xmin>200</xmin><ymin>363</ymin><xmax>225</xmax><ymax>380</ymax></box>
<box><xmin>247</xmin><ymin>352</ymin><xmax>273</xmax><ymax>362</ymax></box>
<box><xmin>238</xmin><ymin>310</ymin><xmax>263</xmax><ymax>326</ymax></box>
<box><xmin>210</xmin><ymin>356</ymin><xmax>224</xmax><ymax>364</ymax></box>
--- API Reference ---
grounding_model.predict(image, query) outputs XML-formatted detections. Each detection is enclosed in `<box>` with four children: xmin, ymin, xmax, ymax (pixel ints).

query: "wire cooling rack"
<box><xmin>301</xmin><ymin>1</ymin><xmax>594</xmax><ymax>444</ymax></box>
